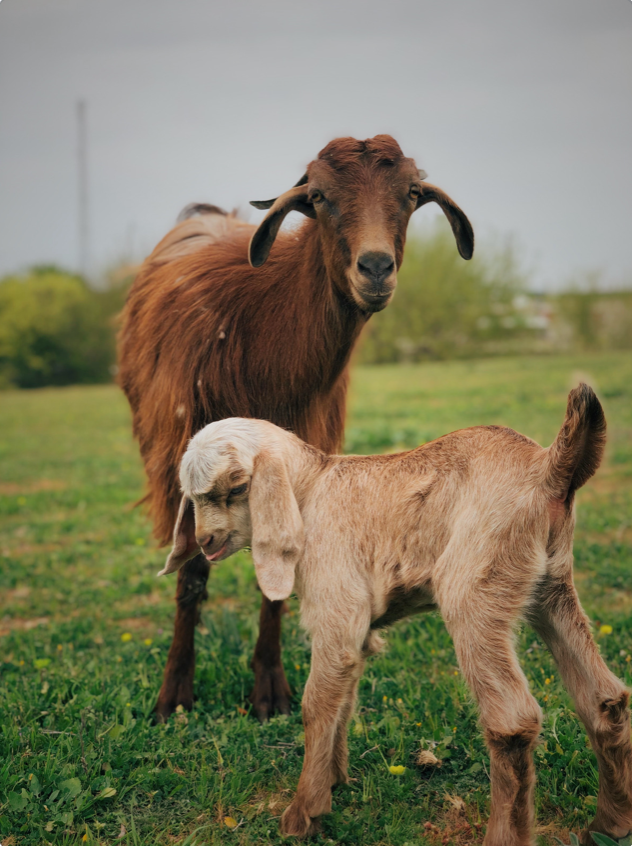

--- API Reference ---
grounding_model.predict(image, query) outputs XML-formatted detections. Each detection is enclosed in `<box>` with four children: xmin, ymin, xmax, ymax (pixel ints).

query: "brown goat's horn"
<box><xmin>249</xmin><ymin>183</ymin><xmax>316</xmax><ymax>268</ymax></box>
<box><xmin>250</xmin><ymin>174</ymin><xmax>309</xmax><ymax>210</ymax></box>
<box><xmin>415</xmin><ymin>182</ymin><xmax>474</xmax><ymax>260</ymax></box>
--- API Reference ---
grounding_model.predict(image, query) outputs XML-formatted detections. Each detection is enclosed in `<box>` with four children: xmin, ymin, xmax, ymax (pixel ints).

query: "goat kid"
<box><xmin>160</xmin><ymin>385</ymin><xmax>632</xmax><ymax>844</ymax></box>
<box><xmin>118</xmin><ymin>134</ymin><xmax>474</xmax><ymax>722</ymax></box>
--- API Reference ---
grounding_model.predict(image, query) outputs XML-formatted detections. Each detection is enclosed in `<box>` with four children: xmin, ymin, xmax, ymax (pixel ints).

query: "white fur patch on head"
<box><xmin>179</xmin><ymin>418</ymin><xmax>264</xmax><ymax>497</ymax></box>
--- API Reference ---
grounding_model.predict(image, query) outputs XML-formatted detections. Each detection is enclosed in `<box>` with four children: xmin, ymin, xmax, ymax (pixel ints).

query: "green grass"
<box><xmin>1</xmin><ymin>352</ymin><xmax>632</xmax><ymax>846</ymax></box>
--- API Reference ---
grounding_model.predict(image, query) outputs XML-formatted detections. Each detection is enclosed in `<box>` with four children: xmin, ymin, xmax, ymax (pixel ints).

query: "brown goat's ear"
<box><xmin>157</xmin><ymin>495</ymin><xmax>198</xmax><ymax>576</ymax></box>
<box><xmin>415</xmin><ymin>182</ymin><xmax>474</xmax><ymax>260</ymax></box>
<box><xmin>249</xmin><ymin>450</ymin><xmax>304</xmax><ymax>601</ymax></box>
<box><xmin>249</xmin><ymin>184</ymin><xmax>316</xmax><ymax>268</ymax></box>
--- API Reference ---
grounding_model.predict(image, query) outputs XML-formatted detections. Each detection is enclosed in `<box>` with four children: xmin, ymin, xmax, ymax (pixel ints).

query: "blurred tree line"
<box><xmin>0</xmin><ymin>227</ymin><xmax>631</xmax><ymax>389</ymax></box>
<box><xmin>0</xmin><ymin>266</ymin><xmax>130</xmax><ymax>389</ymax></box>
<box><xmin>358</xmin><ymin>221</ymin><xmax>632</xmax><ymax>363</ymax></box>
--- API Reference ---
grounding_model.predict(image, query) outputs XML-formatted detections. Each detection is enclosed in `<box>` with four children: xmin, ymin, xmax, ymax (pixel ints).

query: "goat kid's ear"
<box><xmin>249</xmin><ymin>450</ymin><xmax>304</xmax><ymax>602</ymax></box>
<box><xmin>249</xmin><ymin>182</ymin><xmax>316</xmax><ymax>268</ymax></box>
<box><xmin>157</xmin><ymin>495</ymin><xmax>199</xmax><ymax>576</ymax></box>
<box><xmin>414</xmin><ymin>182</ymin><xmax>474</xmax><ymax>260</ymax></box>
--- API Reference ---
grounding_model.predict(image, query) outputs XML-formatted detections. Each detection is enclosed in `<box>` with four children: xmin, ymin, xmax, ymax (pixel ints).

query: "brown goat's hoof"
<box><xmin>250</xmin><ymin>663</ymin><xmax>292</xmax><ymax>722</ymax></box>
<box><xmin>280</xmin><ymin>803</ymin><xmax>321</xmax><ymax>838</ymax></box>
<box><xmin>154</xmin><ymin>679</ymin><xmax>194</xmax><ymax>723</ymax></box>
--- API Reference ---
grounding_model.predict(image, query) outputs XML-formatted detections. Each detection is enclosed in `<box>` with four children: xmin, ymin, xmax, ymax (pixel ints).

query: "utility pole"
<box><xmin>76</xmin><ymin>99</ymin><xmax>89</xmax><ymax>279</ymax></box>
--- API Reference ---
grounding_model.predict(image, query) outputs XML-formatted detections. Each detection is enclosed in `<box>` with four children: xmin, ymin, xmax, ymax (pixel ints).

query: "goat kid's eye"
<box><xmin>228</xmin><ymin>483</ymin><xmax>248</xmax><ymax>498</ymax></box>
<box><xmin>409</xmin><ymin>185</ymin><xmax>421</xmax><ymax>200</ymax></box>
<box><xmin>310</xmin><ymin>191</ymin><xmax>324</xmax><ymax>204</ymax></box>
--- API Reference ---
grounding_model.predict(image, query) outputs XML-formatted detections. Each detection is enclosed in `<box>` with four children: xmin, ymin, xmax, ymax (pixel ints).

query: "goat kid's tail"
<box><xmin>543</xmin><ymin>383</ymin><xmax>606</xmax><ymax>501</ymax></box>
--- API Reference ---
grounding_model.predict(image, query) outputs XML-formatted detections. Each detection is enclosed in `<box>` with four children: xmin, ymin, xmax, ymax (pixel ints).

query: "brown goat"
<box><xmin>117</xmin><ymin>134</ymin><xmax>474</xmax><ymax>722</ymax></box>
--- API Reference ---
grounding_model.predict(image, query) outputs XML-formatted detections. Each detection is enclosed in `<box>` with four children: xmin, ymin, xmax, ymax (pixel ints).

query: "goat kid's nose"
<box><xmin>357</xmin><ymin>251</ymin><xmax>395</xmax><ymax>287</ymax></box>
<box><xmin>197</xmin><ymin>534</ymin><xmax>213</xmax><ymax>550</ymax></box>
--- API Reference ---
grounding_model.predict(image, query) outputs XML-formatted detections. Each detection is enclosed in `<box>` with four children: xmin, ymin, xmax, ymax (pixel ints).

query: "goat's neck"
<box><xmin>283</xmin><ymin>221</ymin><xmax>366</xmax><ymax>390</ymax></box>
<box><xmin>280</xmin><ymin>433</ymin><xmax>327</xmax><ymax>510</ymax></box>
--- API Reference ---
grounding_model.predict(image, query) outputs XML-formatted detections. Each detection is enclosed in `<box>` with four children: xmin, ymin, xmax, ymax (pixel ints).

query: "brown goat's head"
<box><xmin>249</xmin><ymin>135</ymin><xmax>474</xmax><ymax>313</ymax></box>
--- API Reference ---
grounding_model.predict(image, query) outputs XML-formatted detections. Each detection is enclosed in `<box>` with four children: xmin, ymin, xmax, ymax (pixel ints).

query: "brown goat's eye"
<box><xmin>409</xmin><ymin>185</ymin><xmax>421</xmax><ymax>199</ymax></box>
<box><xmin>228</xmin><ymin>483</ymin><xmax>248</xmax><ymax>499</ymax></box>
<box><xmin>310</xmin><ymin>191</ymin><xmax>324</xmax><ymax>204</ymax></box>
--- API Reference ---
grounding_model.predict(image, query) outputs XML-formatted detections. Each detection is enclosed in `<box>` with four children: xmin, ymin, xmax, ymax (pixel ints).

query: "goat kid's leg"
<box><xmin>281</xmin><ymin>646</ymin><xmax>363</xmax><ymax>838</ymax></box>
<box><xmin>249</xmin><ymin>596</ymin><xmax>292</xmax><ymax>721</ymax></box>
<box><xmin>531</xmin><ymin>578</ymin><xmax>632</xmax><ymax>843</ymax></box>
<box><xmin>155</xmin><ymin>553</ymin><xmax>209</xmax><ymax>722</ymax></box>
<box><xmin>446</xmin><ymin>612</ymin><xmax>542</xmax><ymax>846</ymax></box>
<box><xmin>330</xmin><ymin>672</ymin><xmax>362</xmax><ymax>788</ymax></box>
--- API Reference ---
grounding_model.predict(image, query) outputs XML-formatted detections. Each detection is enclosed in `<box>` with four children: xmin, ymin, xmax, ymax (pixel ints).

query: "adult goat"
<box><xmin>117</xmin><ymin>134</ymin><xmax>474</xmax><ymax>722</ymax></box>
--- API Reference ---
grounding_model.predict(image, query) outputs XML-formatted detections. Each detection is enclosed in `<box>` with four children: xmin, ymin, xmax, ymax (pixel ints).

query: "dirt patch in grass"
<box><xmin>0</xmin><ymin>615</ymin><xmax>49</xmax><ymax>637</ymax></box>
<box><xmin>115</xmin><ymin>616</ymin><xmax>159</xmax><ymax>632</ymax></box>
<box><xmin>0</xmin><ymin>479</ymin><xmax>67</xmax><ymax>495</ymax></box>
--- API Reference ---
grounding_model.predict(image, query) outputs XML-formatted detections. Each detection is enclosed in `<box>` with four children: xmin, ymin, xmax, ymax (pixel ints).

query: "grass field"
<box><xmin>1</xmin><ymin>352</ymin><xmax>632</xmax><ymax>846</ymax></box>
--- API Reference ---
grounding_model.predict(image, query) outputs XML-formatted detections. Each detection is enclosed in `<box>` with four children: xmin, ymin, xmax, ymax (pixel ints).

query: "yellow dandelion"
<box><xmin>144</xmin><ymin>638</ymin><xmax>153</xmax><ymax>646</ymax></box>
<box><xmin>396</xmin><ymin>698</ymin><xmax>403</xmax><ymax>704</ymax></box>
<box><xmin>121</xmin><ymin>632</ymin><xmax>132</xmax><ymax>642</ymax></box>
<box><xmin>627</xmin><ymin>655</ymin><xmax>631</xmax><ymax>663</ymax></box>
<box><xmin>383</xmin><ymin>695</ymin><xmax>387</xmax><ymax>702</ymax></box>
<box><xmin>600</xmin><ymin>624</ymin><xmax>613</xmax><ymax>635</ymax></box>
<box><xmin>57</xmin><ymin>644</ymin><xmax>63</xmax><ymax>651</ymax></box>
<box><xmin>224</xmin><ymin>816</ymin><xmax>238</xmax><ymax>828</ymax></box>
<box><xmin>453</xmin><ymin>670</ymin><xmax>458</xmax><ymax>676</ymax></box>
<box><xmin>545</xmin><ymin>678</ymin><xmax>551</xmax><ymax>685</ymax></box>
<box><xmin>453</xmin><ymin>726</ymin><xmax>457</xmax><ymax>732</ymax></box>
<box><xmin>416</xmin><ymin>722</ymin><xmax>422</xmax><ymax>727</ymax></box>
<box><xmin>295</xmin><ymin>664</ymin><xmax>301</xmax><ymax>671</ymax></box>
<box><xmin>389</xmin><ymin>765</ymin><xmax>406</xmax><ymax>775</ymax></box>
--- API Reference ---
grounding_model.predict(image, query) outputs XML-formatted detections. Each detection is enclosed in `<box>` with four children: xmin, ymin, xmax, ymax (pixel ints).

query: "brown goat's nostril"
<box><xmin>357</xmin><ymin>252</ymin><xmax>395</xmax><ymax>287</ymax></box>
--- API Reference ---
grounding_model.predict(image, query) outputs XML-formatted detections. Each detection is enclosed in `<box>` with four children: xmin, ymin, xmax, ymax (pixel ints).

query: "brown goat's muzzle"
<box><xmin>356</xmin><ymin>289</ymin><xmax>395</xmax><ymax>313</ymax></box>
<box><xmin>347</xmin><ymin>249</ymin><xmax>397</xmax><ymax>312</ymax></box>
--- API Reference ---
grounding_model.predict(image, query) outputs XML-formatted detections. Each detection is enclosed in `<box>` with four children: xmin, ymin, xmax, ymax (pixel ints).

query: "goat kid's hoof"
<box><xmin>280</xmin><ymin>803</ymin><xmax>321</xmax><ymax>838</ymax></box>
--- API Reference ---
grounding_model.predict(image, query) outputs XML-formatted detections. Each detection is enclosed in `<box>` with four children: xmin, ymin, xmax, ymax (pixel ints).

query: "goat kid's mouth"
<box><xmin>200</xmin><ymin>537</ymin><xmax>233</xmax><ymax>563</ymax></box>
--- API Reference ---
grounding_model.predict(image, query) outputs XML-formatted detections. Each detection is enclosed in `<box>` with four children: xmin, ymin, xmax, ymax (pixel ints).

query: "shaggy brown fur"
<box><xmin>167</xmin><ymin>385</ymin><xmax>632</xmax><ymax>844</ymax></box>
<box><xmin>118</xmin><ymin>134</ymin><xmax>473</xmax><ymax>721</ymax></box>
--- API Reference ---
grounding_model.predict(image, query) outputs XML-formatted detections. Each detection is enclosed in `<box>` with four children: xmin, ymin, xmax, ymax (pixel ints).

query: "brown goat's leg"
<box><xmin>281</xmin><ymin>646</ymin><xmax>362</xmax><ymax>838</ymax></box>
<box><xmin>446</xmin><ymin>611</ymin><xmax>542</xmax><ymax>846</ymax></box>
<box><xmin>249</xmin><ymin>596</ymin><xmax>292</xmax><ymax>722</ymax></box>
<box><xmin>155</xmin><ymin>553</ymin><xmax>209</xmax><ymax>722</ymax></box>
<box><xmin>531</xmin><ymin>578</ymin><xmax>632</xmax><ymax>843</ymax></box>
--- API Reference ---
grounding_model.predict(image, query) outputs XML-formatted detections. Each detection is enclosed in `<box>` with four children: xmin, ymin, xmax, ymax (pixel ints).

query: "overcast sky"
<box><xmin>1</xmin><ymin>0</ymin><xmax>630</xmax><ymax>289</ymax></box>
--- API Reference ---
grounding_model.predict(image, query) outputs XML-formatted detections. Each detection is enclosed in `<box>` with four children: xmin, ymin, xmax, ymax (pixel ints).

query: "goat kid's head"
<box><xmin>249</xmin><ymin>135</ymin><xmax>474</xmax><ymax>313</ymax></box>
<box><xmin>158</xmin><ymin>419</ymin><xmax>304</xmax><ymax>603</ymax></box>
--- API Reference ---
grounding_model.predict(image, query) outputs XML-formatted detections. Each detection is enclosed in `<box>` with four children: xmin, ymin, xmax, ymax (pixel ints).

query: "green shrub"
<box><xmin>555</xmin><ymin>289</ymin><xmax>632</xmax><ymax>352</ymax></box>
<box><xmin>358</xmin><ymin>222</ymin><xmax>530</xmax><ymax>363</ymax></box>
<box><xmin>0</xmin><ymin>266</ymin><xmax>122</xmax><ymax>389</ymax></box>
